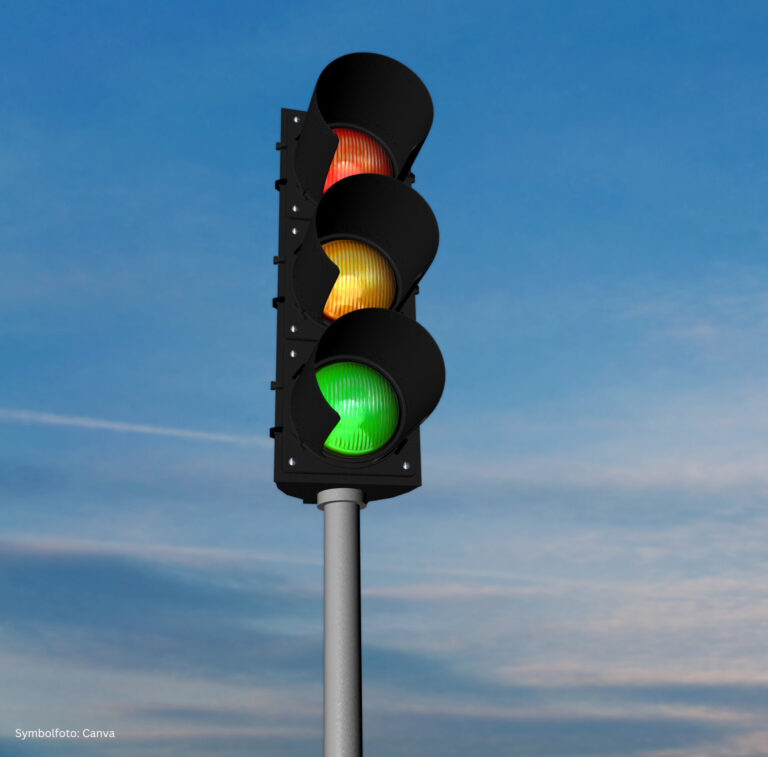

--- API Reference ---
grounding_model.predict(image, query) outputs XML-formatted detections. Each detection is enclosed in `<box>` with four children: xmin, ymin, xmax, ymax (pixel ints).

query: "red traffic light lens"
<box><xmin>322</xmin><ymin>239</ymin><xmax>396</xmax><ymax>321</ymax></box>
<box><xmin>323</xmin><ymin>128</ymin><xmax>393</xmax><ymax>193</ymax></box>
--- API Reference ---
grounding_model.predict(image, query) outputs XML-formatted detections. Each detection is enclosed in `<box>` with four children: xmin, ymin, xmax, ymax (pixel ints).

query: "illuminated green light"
<box><xmin>316</xmin><ymin>361</ymin><xmax>399</xmax><ymax>457</ymax></box>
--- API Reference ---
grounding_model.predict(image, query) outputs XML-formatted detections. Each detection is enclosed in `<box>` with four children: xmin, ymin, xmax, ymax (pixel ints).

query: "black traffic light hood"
<box><xmin>294</xmin><ymin>52</ymin><xmax>433</xmax><ymax>202</ymax></box>
<box><xmin>290</xmin><ymin>308</ymin><xmax>445</xmax><ymax>461</ymax></box>
<box><xmin>293</xmin><ymin>174</ymin><xmax>439</xmax><ymax>325</ymax></box>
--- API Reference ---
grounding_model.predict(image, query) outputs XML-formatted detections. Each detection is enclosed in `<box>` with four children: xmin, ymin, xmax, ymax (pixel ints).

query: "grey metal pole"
<box><xmin>317</xmin><ymin>487</ymin><xmax>366</xmax><ymax>757</ymax></box>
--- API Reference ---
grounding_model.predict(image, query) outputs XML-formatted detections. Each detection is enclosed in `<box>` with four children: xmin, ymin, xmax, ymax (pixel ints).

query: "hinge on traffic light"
<box><xmin>275</xmin><ymin>178</ymin><xmax>287</xmax><ymax>191</ymax></box>
<box><xmin>269</xmin><ymin>426</ymin><xmax>282</xmax><ymax>438</ymax></box>
<box><xmin>272</xmin><ymin>296</ymin><xmax>285</xmax><ymax>308</ymax></box>
<box><xmin>275</xmin><ymin>142</ymin><xmax>286</xmax><ymax>151</ymax></box>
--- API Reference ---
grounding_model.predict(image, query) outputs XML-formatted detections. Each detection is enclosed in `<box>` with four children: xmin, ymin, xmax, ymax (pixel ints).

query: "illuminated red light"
<box><xmin>323</xmin><ymin>128</ymin><xmax>393</xmax><ymax>193</ymax></box>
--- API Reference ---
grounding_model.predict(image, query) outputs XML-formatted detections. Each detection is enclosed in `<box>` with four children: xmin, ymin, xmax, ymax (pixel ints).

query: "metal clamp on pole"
<box><xmin>317</xmin><ymin>487</ymin><xmax>365</xmax><ymax>757</ymax></box>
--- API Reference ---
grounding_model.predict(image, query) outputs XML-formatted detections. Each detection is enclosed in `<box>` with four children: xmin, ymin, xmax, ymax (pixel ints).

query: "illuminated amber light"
<box><xmin>322</xmin><ymin>239</ymin><xmax>396</xmax><ymax>321</ymax></box>
<box><xmin>323</xmin><ymin>128</ymin><xmax>393</xmax><ymax>193</ymax></box>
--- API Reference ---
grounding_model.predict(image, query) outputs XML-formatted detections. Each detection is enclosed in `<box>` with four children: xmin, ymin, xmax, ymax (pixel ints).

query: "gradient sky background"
<box><xmin>3</xmin><ymin>1</ymin><xmax>768</xmax><ymax>755</ymax></box>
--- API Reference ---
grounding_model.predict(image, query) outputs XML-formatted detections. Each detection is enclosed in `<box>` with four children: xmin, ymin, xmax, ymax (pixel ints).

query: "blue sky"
<box><xmin>2</xmin><ymin>0</ymin><xmax>768</xmax><ymax>754</ymax></box>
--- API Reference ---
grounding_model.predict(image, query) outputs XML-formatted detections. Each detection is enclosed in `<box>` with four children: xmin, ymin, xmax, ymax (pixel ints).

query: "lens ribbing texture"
<box><xmin>316</xmin><ymin>361</ymin><xmax>399</xmax><ymax>456</ymax></box>
<box><xmin>323</xmin><ymin>128</ymin><xmax>393</xmax><ymax>193</ymax></box>
<box><xmin>322</xmin><ymin>239</ymin><xmax>396</xmax><ymax>321</ymax></box>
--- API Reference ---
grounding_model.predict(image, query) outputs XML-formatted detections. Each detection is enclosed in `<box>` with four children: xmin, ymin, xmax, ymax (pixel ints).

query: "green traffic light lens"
<box><xmin>316</xmin><ymin>361</ymin><xmax>399</xmax><ymax>457</ymax></box>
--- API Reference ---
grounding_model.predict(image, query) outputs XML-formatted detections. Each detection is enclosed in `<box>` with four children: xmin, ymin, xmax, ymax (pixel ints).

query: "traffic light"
<box><xmin>272</xmin><ymin>52</ymin><xmax>444</xmax><ymax>503</ymax></box>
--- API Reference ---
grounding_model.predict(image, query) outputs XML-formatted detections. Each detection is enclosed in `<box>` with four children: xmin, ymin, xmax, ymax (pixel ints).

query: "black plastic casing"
<box><xmin>272</xmin><ymin>54</ymin><xmax>443</xmax><ymax>504</ymax></box>
<box><xmin>295</xmin><ymin>53</ymin><xmax>433</xmax><ymax>202</ymax></box>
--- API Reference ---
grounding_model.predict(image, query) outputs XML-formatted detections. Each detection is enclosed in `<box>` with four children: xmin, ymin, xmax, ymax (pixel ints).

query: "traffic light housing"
<box><xmin>272</xmin><ymin>53</ymin><xmax>444</xmax><ymax>503</ymax></box>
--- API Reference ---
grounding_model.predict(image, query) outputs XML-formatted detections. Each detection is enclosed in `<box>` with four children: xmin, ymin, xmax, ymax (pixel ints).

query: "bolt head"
<box><xmin>402</xmin><ymin>461</ymin><xmax>411</xmax><ymax>471</ymax></box>
<box><xmin>288</xmin><ymin>457</ymin><xmax>296</xmax><ymax>466</ymax></box>
<box><xmin>293</xmin><ymin>116</ymin><xmax>301</xmax><ymax>124</ymax></box>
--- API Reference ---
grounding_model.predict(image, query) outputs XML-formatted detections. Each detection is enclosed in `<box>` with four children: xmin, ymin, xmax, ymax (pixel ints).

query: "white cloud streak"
<box><xmin>0</xmin><ymin>534</ymin><xmax>322</xmax><ymax>570</ymax></box>
<box><xmin>497</xmin><ymin>662</ymin><xmax>768</xmax><ymax>688</ymax></box>
<box><xmin>0</xmin><ymin>408</ymin><xmax>269</xmax><ymax>446</ymax></box>
<box><xmin>362</xmin><ymin>583</ymin><xmax>549</xmax><ymax>600</ymax></box>
<box><xmin>637</xmin><ymin>729</ymin><xmax>768</xmax><ymax>757</ymax></box>
<box><xmin>368</xmin><ymin>697</ymin><xmax>751</xmax><ymax>726</ymax></box>
<box><xmin>428</xmin><ymin>454</ymin><xmax>768</xmax><ymax>494</ymax></box>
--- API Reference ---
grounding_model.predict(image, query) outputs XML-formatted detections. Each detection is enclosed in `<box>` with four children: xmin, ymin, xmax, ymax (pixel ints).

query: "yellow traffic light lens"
<box><xmin>316</xmin><ymin>361</ymin><xmax>400</xmax><ymax>457</ymax></box>
<box><xmin>322</xmin><ymin>239</ymin><xmax>396</xmax><ymax>321</ymax></box>
<box><xmin>323</xmin><ymin>128</ymin><xmax>393</xmax><ymax>193</ymax></box>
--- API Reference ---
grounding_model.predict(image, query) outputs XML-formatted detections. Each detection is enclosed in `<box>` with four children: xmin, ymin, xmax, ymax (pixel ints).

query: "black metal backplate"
<box><xmin>272</xmin><ymin>108</ymin><xmax>422</xmax><ymax>504</ymax></box>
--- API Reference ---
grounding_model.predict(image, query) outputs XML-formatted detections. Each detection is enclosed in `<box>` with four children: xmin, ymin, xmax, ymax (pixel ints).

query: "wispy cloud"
<box><xmin>643</xmin><ymin>730</ymin><xmax>768</xmax><ymax>757</ymax></box>
<box><xmin>370</xmin><ymin>698</ymin><xmax>751</xmax><ymax>726</ymax></box>
<box><xmin>0</xmin><ymin>408</ymin><xmax>268</xmax><ymax>446</ymax></box>
<box><xmin>621</xmin><ymin>274</ymin><xmax>768</xmax><ymax>355</ymax></box>
<box><xmin>363</xmin><ymin>583</ymin><xmax>549</xmax><ymax>600</ymax></box>
<box><xmin>428</xmin><ymin>453</ymin><xmax>768</xmax><ymax>493</ymax></box>
<box><xmin>1</xmin><ymin>538</ymin><xmax>765</xmax><ymax>757</ymax></box>
<box><xmin>498</xmin><ymin>663</ymin><xmax>768</xmax><ymax>688</ymax></box>
<box><xmin>0</xmin><ymin>535</ymin><xmax>322</xmax><ymax>570</ymax></box>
